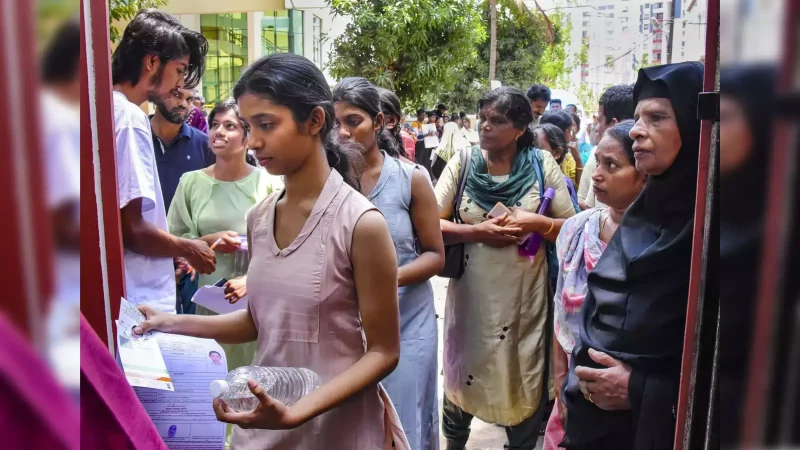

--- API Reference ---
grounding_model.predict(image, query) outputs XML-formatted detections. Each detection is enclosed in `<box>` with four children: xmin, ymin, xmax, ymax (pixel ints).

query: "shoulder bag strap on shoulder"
<box><xmin>453</xmin><ymin>148</ymin><xmax>472</xmax><ymax>224</ymax></box>
<box><xmin>529</xmin><ymin>148</ymin><xmax>546</xmax><ymax>202</ymax></box>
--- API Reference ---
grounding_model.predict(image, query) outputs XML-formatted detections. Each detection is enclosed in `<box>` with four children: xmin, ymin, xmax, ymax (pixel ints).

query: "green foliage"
<box><xmin>326</xmin><ymin>0</ymin><xmax>486</xmax><ymax>111</ymax></box>
<box><xmin>440</xmin><ymin>0</ymin><xmax>575</xmax><ymax>113</ymax></box>
<box><xmin>37</xmin><ymin>0</ymin><xmax>77</xmax><ymax>52</ymax></box>
<box><xmin>109</xmin><ymin>0</ymin><xmax>168</xmax><ymax>43</ymax></box>
<box><xmin>575</xmin><ymin>82</ymin><xmax>599</xmax><ymax>114</ymax></box>
<box><xmin>635</xmin><ymin>53</ymin><xmax>656</xmax><ymax>71</ymax></box>
<box><xmin>579</xmin><ymin>42</ymin><xmax>589</xmax><ymax>65</ymax></box>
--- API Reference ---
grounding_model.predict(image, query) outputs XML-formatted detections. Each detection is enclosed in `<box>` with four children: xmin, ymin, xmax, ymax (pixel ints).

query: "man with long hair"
<box><xmin>111</xmin><ymin>9</ymin><xmax>216</xmax><ymax>312</ymax></box>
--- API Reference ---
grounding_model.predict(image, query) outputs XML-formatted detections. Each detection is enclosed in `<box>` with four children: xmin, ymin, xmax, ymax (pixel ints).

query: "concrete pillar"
<box><xmin>248</xmin><ymin>12</ymin><xmax>264</xmax><ymax>64</ymax></box>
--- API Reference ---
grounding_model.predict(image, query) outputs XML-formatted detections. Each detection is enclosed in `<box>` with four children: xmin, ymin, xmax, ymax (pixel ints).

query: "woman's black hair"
<box><xmin>376</xmin><ymin>87</ymin><xmax>409</xmax><ymax>158</ymax></box>
<box><xmin>232</xmin><ymin>53</ymin><xmax>362</xmax><ymax>188</ymax></box>
<box><xmin>450</xmin><ymin>113</ymin><xmax>460</xmax><ymax>123</ymax></box>
<box><xmin>602</xmin><ymin>119</ymin><xmax>636</xmax><ymax>164</ymax></box>
<box><xmin>332</xmin><ymin>77</ymin><xmax>405</xmax><ymax>159</ymax></box>
<box><xmin>539</xmin><ymin>110</ymin><xmax>574</xmax><ymax>137</ymax></box>
<box><xmin>459</xmin><ymin>111</ymin><xmax>467</xmax><ymax>119</ymax></box>
<box><xmin>208</xmin><ymin>98</ymin><xmax>249</xmax><ymax>142</ymax></box>
<box><xmin>570</xmin><ymin>112</ymin><xmax>581</xmax><ymax>131</ymax></box>
<box><xmin>534</xmin><ymin>123</ymin><xmax>567</xmax><ymax>164</ymax></box>
<box><xmin>111</xmin><ymin>9</ymin><xmax>208</xmax><ymax>89</ymax></box>
<box><xmin>477</xmin><ymin>86</ymin><xmax>535</xmax><ymax>150</ymax></box>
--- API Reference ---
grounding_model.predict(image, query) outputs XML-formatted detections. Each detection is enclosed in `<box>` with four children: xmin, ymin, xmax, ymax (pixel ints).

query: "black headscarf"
<box><xmin>563</xmin><ymin>62</ymin><xmax>705</xmax><ymax>448</ymax></box>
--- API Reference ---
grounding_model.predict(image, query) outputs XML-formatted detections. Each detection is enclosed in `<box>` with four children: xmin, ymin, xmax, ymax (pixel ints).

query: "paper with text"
<box><xmin>117</xmin><ymin>298</ymin><xmax>173</xmax><ymax>391</ymax></box>
<box><xmin>135</xmin><ymin>332</ymin><xmax>227</xmax><ymax>449</ymax></box>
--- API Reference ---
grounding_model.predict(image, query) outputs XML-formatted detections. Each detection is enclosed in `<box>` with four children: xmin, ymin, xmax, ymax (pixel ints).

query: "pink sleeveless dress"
<box><xmin>230</xmin><ymin>169</ymin><xmax>409</xmax><ymax>450</ymax></box>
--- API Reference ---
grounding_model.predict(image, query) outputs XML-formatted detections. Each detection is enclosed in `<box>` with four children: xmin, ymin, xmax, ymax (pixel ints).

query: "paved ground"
<box><xmin>431</xmin><ymin>277</ymin><xmax>543</xmax><ymax>450</ymax></box>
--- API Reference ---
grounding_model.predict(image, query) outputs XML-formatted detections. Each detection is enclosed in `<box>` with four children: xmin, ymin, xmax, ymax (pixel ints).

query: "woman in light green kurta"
<box><xmin>167</xmin><ymin>100</ymin><xmax>282</xmax><ymax>445</ymax></box>
<box><xmin>436</xmin><ymin>87</ymin><xmax>576</xmax><ymax>449</ymax></box>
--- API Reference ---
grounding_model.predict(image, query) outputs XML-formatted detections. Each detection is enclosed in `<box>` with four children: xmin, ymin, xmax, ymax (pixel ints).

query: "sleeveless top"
<box><xmin>230</xmin><ymin>169</ymin><xmax>409</xmax><ymax>450</ymax></box>
<box><xmin>368</xmin><ymin>153</ymin><xmax>436</xmax><ymax>317</ymax></box>
<box><xmin>368</xmin><ymin>153</ymin><xmax>439</xmax><ymax>450</ymax></box>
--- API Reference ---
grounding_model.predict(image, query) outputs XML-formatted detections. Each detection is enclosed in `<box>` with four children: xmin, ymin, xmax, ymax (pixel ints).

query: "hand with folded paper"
<box><xmin>192</xmin><ymin>277</ymin><xmax>248</xmax><ymax>315</ymax></box>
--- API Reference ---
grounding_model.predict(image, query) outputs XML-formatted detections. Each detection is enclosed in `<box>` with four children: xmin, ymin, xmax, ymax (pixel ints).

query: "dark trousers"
<box><xmin>442</xmin><ymin>394</ymin><xmax>546</xmax><ymax>450</ymax></box>
<box><xmin>415</xmin><ymin>143</ymin><xmax>433</xmax><ymax>176</ymax></box>
<box><xmin>175</xmin><ymin>272</ymin><xmax>198</xmax><ymax>314</ymax></box>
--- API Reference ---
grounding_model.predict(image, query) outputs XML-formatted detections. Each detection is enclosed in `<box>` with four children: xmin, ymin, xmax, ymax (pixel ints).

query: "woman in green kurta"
<box><xmin>167</xmin><ymin>100</ymin><xmax>282</xmax><ymax>444</ymax></box>
<box><xmin>436</xmin><ymin>87</ymin><xmax>576</xmax><ymax>449</ymax></box>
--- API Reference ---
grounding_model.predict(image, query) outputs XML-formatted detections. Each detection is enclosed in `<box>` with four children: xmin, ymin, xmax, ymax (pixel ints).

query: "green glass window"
<box><xmin>291</xmin><ymin>10</ymin><xmax>304</xmax><ymax>55</ymax></box>
<box><xmin>261</xmin><ymin>10</ymin><xmax>303</xmax><ymax>56</ymax></box>
<box><xmin>200</xmin><ymin>13</ymin><xmax>248</xmax><ymax>105</ymax></box>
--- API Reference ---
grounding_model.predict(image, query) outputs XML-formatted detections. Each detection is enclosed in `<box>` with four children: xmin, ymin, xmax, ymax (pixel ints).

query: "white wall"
<box><xmin>285</xmin><ymin>0</ymin><xmax>351</xmax><ymax>84</ymax></box>
<box><xmin>676</xmin><ymin>0</ymin><xmax>706</xmax><ymax>63</ymax></box>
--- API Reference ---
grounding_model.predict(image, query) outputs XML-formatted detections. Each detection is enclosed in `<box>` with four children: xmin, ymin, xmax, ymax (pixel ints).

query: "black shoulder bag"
<box><xmin>438</xmin><ymin>148</ymin><xmax>472</xmax><ymax>278</ymax></box>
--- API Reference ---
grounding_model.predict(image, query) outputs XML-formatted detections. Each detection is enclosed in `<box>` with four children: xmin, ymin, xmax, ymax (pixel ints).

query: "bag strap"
<box><xmin>529</xmin><ymin>148</ymin><xmax>547</xmax><ymax>202</ymax></box>
<box><xmin>529</xmin><ymin>148</ymin><xmax>581</xmax><ymax>215</ymax></box>
<box><xmin>452</xmin><ymin>147</ymin><xmax>472</xmax><ymax>224</ymax></box>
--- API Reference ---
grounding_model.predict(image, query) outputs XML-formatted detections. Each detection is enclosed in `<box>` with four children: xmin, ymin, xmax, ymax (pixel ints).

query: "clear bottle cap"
<box><xmin>209</xmin><ymin>380</ymin><xmax>228</xmax><ymax>398</ymax></box>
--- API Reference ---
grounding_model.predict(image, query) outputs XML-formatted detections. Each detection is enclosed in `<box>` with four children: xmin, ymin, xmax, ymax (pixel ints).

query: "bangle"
<box><xmin>544</xmin><ymin>217</ymin><xmax>555</xmax><ymax>235</ymax></box>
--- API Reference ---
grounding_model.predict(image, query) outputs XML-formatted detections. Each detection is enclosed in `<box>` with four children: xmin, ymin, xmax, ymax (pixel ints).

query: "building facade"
<box><xmin>542</xmin><ymin>0</ymin><xmax>706</xmax><ymax>106</ymax></box>
<box><xmin>114</xmin><ymin>0</ymin><xmax>349</xmax><ymax>105</ymax></box>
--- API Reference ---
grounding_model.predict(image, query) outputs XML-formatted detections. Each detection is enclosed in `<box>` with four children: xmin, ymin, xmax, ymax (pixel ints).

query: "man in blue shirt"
<box><xmin>150</xmin><ymin>87</ymin><xmax>215</xmax><ymax>210</ymax></box>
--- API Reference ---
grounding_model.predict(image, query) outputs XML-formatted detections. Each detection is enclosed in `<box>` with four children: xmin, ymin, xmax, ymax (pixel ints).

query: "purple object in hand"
<box><xmin>518</xmin><ymin>187</ymin><xmax>556</xmax><ymax>259</ymax></box>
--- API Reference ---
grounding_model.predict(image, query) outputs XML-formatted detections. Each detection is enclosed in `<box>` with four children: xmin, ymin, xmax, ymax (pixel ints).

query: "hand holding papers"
<box><xmin>117</xmin><ymin>298</ymin><xmax>173</xmax><ymax>391</ymax></box>
<box><xmin>116</xmin><ymin>298</ymin><xmax>228</xmax><ymax>448</ymax></box>
<box><xmin>191</xmin><ymin>284</ymin><xmax>248</xmax><ymax>315</ymax></box>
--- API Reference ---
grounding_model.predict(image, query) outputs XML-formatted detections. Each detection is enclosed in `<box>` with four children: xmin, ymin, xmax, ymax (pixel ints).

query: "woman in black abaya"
<box><xmin>559</xmin><ymin>62</ymin><xmax>705</xmax><ymax>449</ymax></box>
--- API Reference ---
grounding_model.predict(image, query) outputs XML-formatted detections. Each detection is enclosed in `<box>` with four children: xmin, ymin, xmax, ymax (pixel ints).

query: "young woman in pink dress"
<box><xmin>135</xmin><ymin>53</ymin><xmax>409</xmax><ymax>450</ymax></box>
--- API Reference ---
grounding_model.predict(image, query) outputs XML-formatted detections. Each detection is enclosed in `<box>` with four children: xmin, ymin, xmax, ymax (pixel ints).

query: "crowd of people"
<box><xmin>97</xmin><ymin>8</ymin><xmax>708</xmax><ymax>450</ymax></box>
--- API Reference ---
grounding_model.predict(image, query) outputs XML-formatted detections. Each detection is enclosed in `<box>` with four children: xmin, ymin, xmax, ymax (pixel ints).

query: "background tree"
<box><xmin>489</xmin><ymin>0</ymin><xmax>497</xmax><ymax>81</ymax></box>
<box><xmin>326</xmin><ymin>0</ymin><xmax>486</xmax><ymax>110</ymax></box>
<box><xmin>635</xmin><ymin>53</ymin><xmax>656</xmax><ymax>71</ymax></box>
<box><xmin>109</xmin><ymin>0</ymin><xmax>168</xmax><ymax>43</ymax></box>
<box><xmin>575</xmin><ymin>82</ymin><xmax>599</xmax><ymax>115</ymax></box>
<box><xmin>37</xmin><ymin>0</ymin><xmax>76</xmax><ymax>51</ymax></box>
<box><xmin>440</xmin><ymin>0</ymin><xmax>574</xmax><ymax>113</ymax></box>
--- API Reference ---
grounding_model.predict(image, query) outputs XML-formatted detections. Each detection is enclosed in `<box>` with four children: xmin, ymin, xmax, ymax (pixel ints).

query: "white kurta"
<box><xmin>435</xmin><ymin>149</ymin><xmax>576</xmax><ymax>426</ymax></box>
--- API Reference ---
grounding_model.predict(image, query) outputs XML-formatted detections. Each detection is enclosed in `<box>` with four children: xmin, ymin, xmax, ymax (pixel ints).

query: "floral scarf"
<box><xmin>553</xmin><ymin>208</ymin><xmax>607</xmax><ymax>354</ymax></box>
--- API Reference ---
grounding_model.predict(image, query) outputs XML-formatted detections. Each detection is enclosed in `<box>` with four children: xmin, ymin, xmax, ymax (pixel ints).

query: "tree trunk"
<box><xmin>489</xmin><ymin>0</ymin><xmax>497</xmax><ymax>81</ymax></box>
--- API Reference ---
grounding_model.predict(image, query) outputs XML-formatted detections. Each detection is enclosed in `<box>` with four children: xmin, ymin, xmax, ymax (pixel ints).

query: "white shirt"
<box><xmin>422</xmin><ymin>123</ymin><xmax>439</xmax><ymax>148</ymax></box>
<box><xmin>41</xmin><ymin>90</ymin><xmax>81</xmax><ymax>392</ymax></box>
<box><xmin>576</xmin><ymin>127</ymin><xmax>587</xmax><ymax>145</ymax></box>
<box><xmin>113</xmin><ymin>91</ymin><xmax>176</xmax><ymax>312</ymax></box>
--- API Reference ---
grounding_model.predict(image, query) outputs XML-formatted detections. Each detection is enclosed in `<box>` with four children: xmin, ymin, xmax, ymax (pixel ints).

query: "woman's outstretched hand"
<box><xmin>133</xmin><ymin>305</ymin><xmax>176</xmax><ymax>335</ymax></box>
<box><xmin>213</xmin><ymin>380</ymin><xmax>304</xmax><ymax>430</ymax></box>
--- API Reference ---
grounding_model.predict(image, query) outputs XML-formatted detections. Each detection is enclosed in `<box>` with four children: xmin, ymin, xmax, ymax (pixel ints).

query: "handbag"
<box><xmin>438</xmin><ymin>148</ymin><xmax>472</xmax><ymax>278</ymax></box>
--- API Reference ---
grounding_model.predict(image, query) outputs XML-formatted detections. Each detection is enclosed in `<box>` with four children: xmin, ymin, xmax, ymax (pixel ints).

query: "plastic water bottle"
<box><xmin>209</xmin><ymin>366</ymin><xmax>321</xmax><ymax>412</ymax></box>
